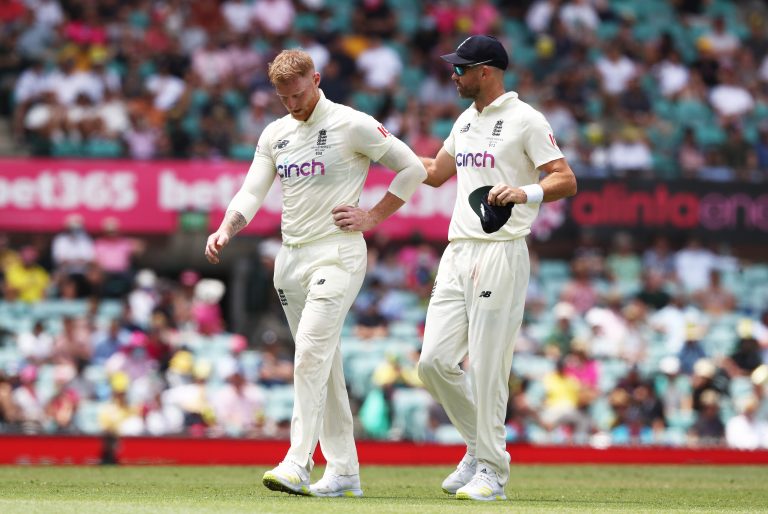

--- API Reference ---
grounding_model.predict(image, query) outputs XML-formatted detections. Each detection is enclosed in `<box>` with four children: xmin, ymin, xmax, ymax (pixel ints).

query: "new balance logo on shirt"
<box><xmin>274</xmin><ymin>139</ymin><xmax>290</xmax><ymax>149</ymax></box>
<box><xmin>460</xmin><ymin>123</ymin><xmax>471</xmax><ymax>133</ymax></box>
<box><xmin>479</xmin><ymin>291</ymin><xmax>492</xmax><ymax>298</ymax></box>
<box><xmin>316</xmin><ymin>279</ymin><xmax>326</xmax><ymax>285</ymax></box>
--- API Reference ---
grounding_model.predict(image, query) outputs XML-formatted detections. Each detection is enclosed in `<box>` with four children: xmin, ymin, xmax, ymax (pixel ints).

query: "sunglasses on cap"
<box><xmin>453</xmin><ymin>59</ymin><xmax>493</xmax><ymax>76</ymax></box>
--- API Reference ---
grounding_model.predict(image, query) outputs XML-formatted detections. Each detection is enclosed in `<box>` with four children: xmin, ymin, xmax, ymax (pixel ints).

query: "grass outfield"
<box><xmin>1</xmin><ymin>465</ymin><xmax>767</xmax><ymax>513</ymax></box>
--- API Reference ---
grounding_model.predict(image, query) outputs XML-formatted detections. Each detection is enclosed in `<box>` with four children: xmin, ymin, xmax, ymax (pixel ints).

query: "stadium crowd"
<box><xmin>0</xmin><ymin>0</ymin><xmax>767</xmax><ymax>179</ymax></box>
<box><xmin>1</xmin><ymin>0</ymin><xmax>768</xmax><ymax>448</ymax></box>
<box><xmin>1</xmin><ymin>217</ymin><xmax>768</xmax><ymax>448</ymax></box>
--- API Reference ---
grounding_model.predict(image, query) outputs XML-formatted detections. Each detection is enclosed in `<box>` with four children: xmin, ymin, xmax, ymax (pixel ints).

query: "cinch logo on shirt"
<box><xmin>455</xmin><ymin>151</ymin><xmax>496</xmax><ymax>169</ymax></box>
<box><xmin>277</xmin><ymin>160</ymin><xmax>325</xmax><ymax>178</ymax></box>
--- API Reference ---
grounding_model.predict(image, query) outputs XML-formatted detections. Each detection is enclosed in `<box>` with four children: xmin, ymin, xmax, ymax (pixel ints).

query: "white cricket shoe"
<box><xmin>455</xmin><ymin>466</ymin><xmax>507</xmax><ymax>501</ymax></box>
<box><xmin>441</xmin><ymin>453</ymin><xmax>477</xmax><ymax>494</ymax></box>
<box><xmin>262</xmin><ymin>461</ymin><xmax>311</xmax><ymax>496</ymax></box>
<box><xmin>309</xmin><ymin>473</ymin><xmax>364</xmax><ymax>497</ymax></box>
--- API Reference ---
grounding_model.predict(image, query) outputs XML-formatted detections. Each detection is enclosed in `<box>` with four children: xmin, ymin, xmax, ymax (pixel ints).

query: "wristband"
<box><xmin>520</xmin><ymin>184</ymin><xmax>544</xmax><ymax>204</ymax></box>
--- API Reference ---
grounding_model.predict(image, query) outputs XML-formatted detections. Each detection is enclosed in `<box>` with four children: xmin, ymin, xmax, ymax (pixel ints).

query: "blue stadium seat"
<box><xmin>430</xmin><ymin>118</ymin><xmax>454</xmax><ymax>140</ymax></box>
<box><xmin>434</xmin><ymin>424</ymin><xmax>464</xmax><ymax>444</ymax></box>
<box><xmin>391</xmin><ymin>388</ymin><xmax>432</xmax><ymax>441</ymax></box>
<box><xmin>264</xmin><ymin>385</ymin><xmax>294</xmax><ymax>422</ymax></box>
<box><xmin>75</xmin><ymin>400</ymin><xmax>104</xmax><ymax>435</ymax></box>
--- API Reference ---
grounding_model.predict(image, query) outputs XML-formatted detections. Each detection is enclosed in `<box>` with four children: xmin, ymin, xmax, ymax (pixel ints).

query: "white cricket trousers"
<box><xmin>273</xmin><ymin>232</ymin><xmax>367</xmax><ymax>475</ymax></box>
<box><xmin>418</xmin><ymin>238</ymin><xmax>529</xmax><ymax>486</ymax></box>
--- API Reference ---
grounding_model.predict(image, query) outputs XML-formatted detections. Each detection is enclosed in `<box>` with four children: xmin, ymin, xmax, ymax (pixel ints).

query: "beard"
<box><xmin>456</xmin><ymin>82</ymin><xmax>480</xmax><ymax>100</ymax></box>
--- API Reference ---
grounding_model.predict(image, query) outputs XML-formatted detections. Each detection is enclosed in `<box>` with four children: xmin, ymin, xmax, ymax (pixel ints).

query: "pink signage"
<box><xmin>0</xmin><ymin>158</ymin><xmax>455</xmax><ymax>240</ymax></box>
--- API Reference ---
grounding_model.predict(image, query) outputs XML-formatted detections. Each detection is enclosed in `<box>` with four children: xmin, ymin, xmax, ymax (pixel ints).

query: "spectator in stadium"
<box><xmin>99</xmin><ymin>371</ymin><xmax>144</xmax><ymax>436</ymax></box>
<box><xmin>692</xmin><ymin>269</ymin><xmax>736</xmax><ymax>317</ymax></box>
<box><xmin>51</xmin><ymin>214</ymin><xmax>95</xmax><ymax>298</ymax></box>
<box><xmin>678</xmin><ymin>326</ymin><xmax>708</xmax><ymax>376</ymax></box>
<box><xmin>540</xmin><ymin>358</ymin><xmax>590</xmax><ymax>441</ymax></box>
<box><xmin>725</xmin><ymin>395</ymin><xmax>768</xmax><ymax>449</ymax></box>
<box><xmin>53</xmin><ymin>315</ymin><xmax>92</xmax><ymax>368</ymax></box>
<box><xmin>45</xmin><ymin>363</ymin><xmax>80</xmax><ymax>434</ymax></box>
<box><xmin>674</xmin><ymin>236</ymin><xmax>718</xmax><ymax>293</ymax></box>
<box><xmin>204</xmin><ymin>49</ymin><xmax>426</xmax><ymax>498</ymax></box>
<box><xmin>256</xmin><ymin>333</ymin><xmax>294</xmax><ymax>388</ymax></box>
<box><xmin>3</xmin><ymin>245</ymin><xmax>49</xmax><ymax>302</ymax></box>
<box><xmin>688</xmin><ymin>389</ymin><xmax>725</xmax><ymax>446</ymax></box>
<box><xmin>238</xmin><ymin>91</ymin><xmax>277</xmax><ymax>147</ymax></box>
<box><xmin>699</xmin><ymin>16</ymin><xmax>739</xmax><ymax>62</ymax></box>
<box><xmin>162</xmin><ymin>360</ymin><xmax>214</xmax><ymax>437</ymax></box>
<box><xmin>12</xmin><ymin>365</ymin><xmax>44</xmax><ymax>433</ymax></box>
<box><xmin>417</xmin><ymin>34</ymin><xmax>576</xmax><ymax>501</ymax></box>
<box><xmin>677</xmin><ymin>128</ymin><xmax>707</xmax><ymax>179</ymax></box>
<box><xmin>655</xmin><ymin>356</ymin><xmax>693</xmax><ymax>427</ymax></box>
<box><xmin>191</xmin><ymin>279</ymin><xmax>226</xmax><ymax>336</ymax></box>
<box><xmin>560</xmin><ymin>257</ymin><xmax>600</xmax><ymax>315</ymax></box>
<box><xmin>91</xmin><ymin>318</ymin><xmax>128</xmax><ymax>365</ymax></box>
<box><xmin>654</xmin><ymin>49</ymin><xmax>690</xmax><ymax>99</ymax></box>
<box><xmin>93</xmin><ymin>217</ymin><xmax>145</xmax><ymax>298</ymax></box>
<box><xmin>605</xmin><ymin>232</ymin><xmax>642</xmax><ymax>293</ymax></box>
<box><xmin>545</xmin><ymin>301</ymin><xmax>578</xmax><ymax>357</ymax></box>
<box><xmin>127</xmin><ymin>269</ymin><xmax>159</xmax><ymax>330</ymax></box>
<box><xmin>607</xmin><ymin>126</ymin><xmax>653</xmax><ymax>178</ymax></box>
<box><xmin>220</xmin><ymin>0</ymin><xmax>256</xmax><ymax>35</ymax></box>
<box><xmin>709</xmin><ymin>66</ymin><xmax>755</xmax><ymax>120</ymax></box>
<box><xmin>123</xmin><ymin>114</ymin><xmax>162</xmax><ymax>160</ymax></box>
<box><xmin>252</xmin><ymin>0</ymin><xmax>295</xmax><ymax>39</ymax></box>
<box><xmin>213</xmin><ymin>367</ymin><xmax>266</xmax><ymax>437</ymax></box>
<box><xmin>756</xmin><ymin>126</ymin><xmax>768</xmax><ymax>173</ymax></box>
<box><xmin>722</xmin><ymin>321</ymin><xmax>764</xmax><ymax>378</ymax></box>
<box><xmin>356</xmin><ymin>34</ymin><xmax>403</xmax><ymax>92</ymax></box>
<box><xmin>0</xmin><ymin>371</ymin><xmax>19</xmax><ymax>428</ymax></box>
<box><xmin>16</xmin><ymin>320</ymin><xmax>54</xmax><ymax>365</ymax></box>
<box><xmin>353</xmin><ymin>0</ymin><xmax>396</xmax><ymax>39</ymax></box>
<box><xmin>636</xmin><ymin>269</ymin><xmax>671</xmax><ymax>311</ymax></box>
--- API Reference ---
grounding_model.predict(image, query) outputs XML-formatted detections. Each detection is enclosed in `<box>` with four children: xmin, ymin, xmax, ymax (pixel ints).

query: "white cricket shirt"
<box><xmin>443</xmin><ymin>91</ymin><xmax>564</xmax><ymax>242</ymax></box>
<box><xmin>249</xmin><ymin>90</ymin><xmax>394</xmax><ymax>245</ymax></box>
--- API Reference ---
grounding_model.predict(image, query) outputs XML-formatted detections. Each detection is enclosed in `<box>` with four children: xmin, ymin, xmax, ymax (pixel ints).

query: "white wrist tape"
<box><xmin>520</xmin><ymin>184</ymin><xmax>544</xmax><ymax>204</ymax></box>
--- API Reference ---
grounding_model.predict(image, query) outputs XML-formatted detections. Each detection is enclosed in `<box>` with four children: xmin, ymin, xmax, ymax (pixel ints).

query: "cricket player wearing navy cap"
<box><xmin>417</xmin><ymin>35</ymin><xmax>577</xmax><ymax>501</ymax></box>
<box><xmin>205</xmin><ymin>49</ymin><xmax>426</xmax><ymax>498</ymax></box>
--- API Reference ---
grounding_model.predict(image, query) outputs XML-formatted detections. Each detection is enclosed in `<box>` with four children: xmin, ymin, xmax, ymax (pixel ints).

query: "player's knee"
<box><xmin>417</xmin><ymin>353</ymin><xmax>446</xmax><ymax>384</ymax></box>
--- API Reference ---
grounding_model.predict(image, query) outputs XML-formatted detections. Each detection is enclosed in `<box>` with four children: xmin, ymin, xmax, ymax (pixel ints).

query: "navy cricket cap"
<box><xmin>440</xmin><ymin>35</ymin><xmax>509</xmax><ymax>70</ymax></box>
<box><xmin>468</xmin><ymin>185</ymin><xmax>513</xmax><ymax>234</ymax></box>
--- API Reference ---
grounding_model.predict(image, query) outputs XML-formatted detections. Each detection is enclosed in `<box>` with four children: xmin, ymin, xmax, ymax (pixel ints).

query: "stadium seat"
<box><xmin>75</xmin><ymin>401</ymin><xmax>104</xmax><ymax>435</ymax></box>
<box><xmin>51</xmin><ymin>140</ymin><xmax>84</xmax><ymax>157</ymax></box>
<box><xmin>598</xmin><ymin>359</ymin><xmax>629</xmax><ymax>393</ymax></box>
<box><xmin>83</xmin><ymin>139</ymin><xmax>123</xmax><ymax>158</ymax></box>
<box><xmin>391</xmin><ymin>387</ymin><xmax>432</xmax><ymax>441</ymax></box>
<box><xmin>694</xmin><ymin>124</ymin><xmax>726</xmax><ymax>147</ymax></box>
<box><xmin>400</xmin><ymin>66</ymin><xmax>424</xmax><ymax>95</ymax></box>
<box><xmin>264</xmin><ymin>385</ymin><xmax>294</xmax><ymax>422</ymax></box>
<box><xmin>434</xmin><ymin>424</ymin><xmax>464</xmax><ymax>444</ymax></box>
<box><xmin>539</xmin><ymin>259</ymin><xmax>571</xmax><ymax>281</ymax></box>
<box><xmin>430</xmin><ymin>118</ymin><xmax>454</xmax><ymax>140</ymax></box>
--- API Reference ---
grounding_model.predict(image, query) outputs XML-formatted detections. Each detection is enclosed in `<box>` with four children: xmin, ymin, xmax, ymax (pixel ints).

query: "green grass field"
<box><xmin>1</xmin><ymin>465</ymin><xmax>767</xmax><ymax>513</ymax></box>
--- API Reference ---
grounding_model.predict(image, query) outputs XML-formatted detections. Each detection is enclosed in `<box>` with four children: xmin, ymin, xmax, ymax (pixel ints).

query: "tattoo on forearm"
<box><xmin>224</xmin><ymin>210</ymin><xmax>247</xmax><ymax>236</ymax></box>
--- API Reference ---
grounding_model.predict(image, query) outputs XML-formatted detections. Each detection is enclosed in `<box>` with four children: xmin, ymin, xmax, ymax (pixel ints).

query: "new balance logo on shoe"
<box><xmin>479</xmin><ymin>291</ymin><xmax>492</xmax><ymax>298</ymax></box>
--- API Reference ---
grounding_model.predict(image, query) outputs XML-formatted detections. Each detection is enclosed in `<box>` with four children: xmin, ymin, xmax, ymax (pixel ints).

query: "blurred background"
<box><xmin>0</xmin><ymin>0</ymin><xmax>767</xmax><ymax>452</ymax></box>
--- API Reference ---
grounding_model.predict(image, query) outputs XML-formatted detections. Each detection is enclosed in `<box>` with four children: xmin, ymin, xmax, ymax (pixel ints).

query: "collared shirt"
<box><xmin>249</xmin><ymin>90</ymin><xmax>394</xmax><ymax>245</ymax></box>
<box><xmin>443</xmin><ymin>91</ymin><xmax>564</xmax><ymax>242</ymax></box>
